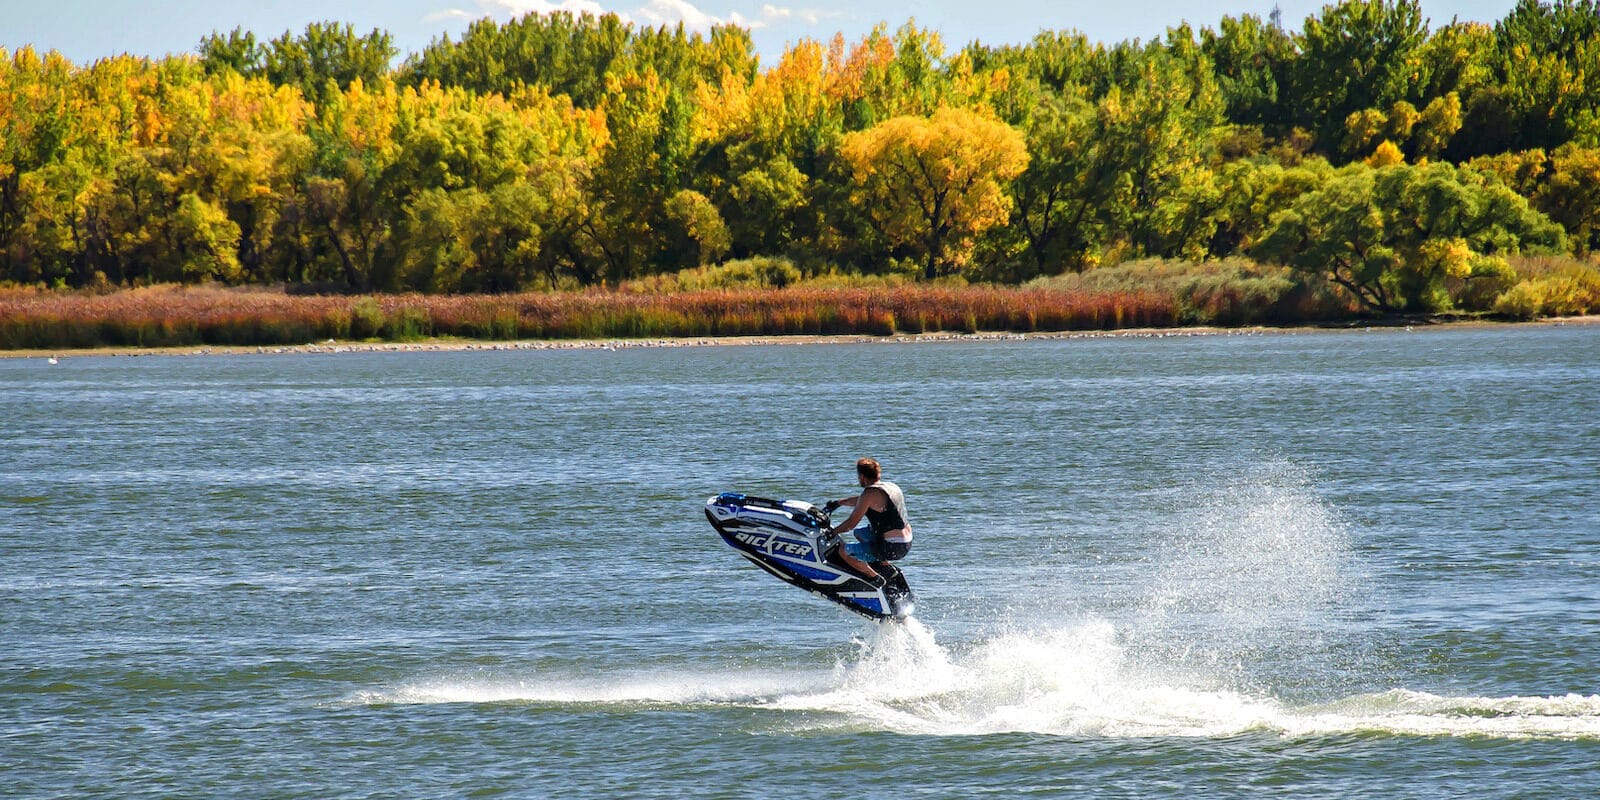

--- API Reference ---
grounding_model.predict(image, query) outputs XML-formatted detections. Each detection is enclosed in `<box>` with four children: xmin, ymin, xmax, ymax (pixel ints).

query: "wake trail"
<box><xmin>349</xmin><ymin>461</ymin><xmax>1600</xmax><ymax>740</ymax></box>
<box><xmin>348</xmin><ymin>619</ymin><xmax>1600</xmax><ymax>740</ymax></box>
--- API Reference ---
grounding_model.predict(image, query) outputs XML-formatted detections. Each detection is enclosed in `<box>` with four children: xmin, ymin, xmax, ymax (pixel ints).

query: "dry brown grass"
<box><xmin>0</xmin><ymin>284</ymin><xmax>1180</xmax><ymax>350</ymax></box>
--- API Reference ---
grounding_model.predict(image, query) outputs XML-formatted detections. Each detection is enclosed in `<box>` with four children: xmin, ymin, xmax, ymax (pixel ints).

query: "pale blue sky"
<box><xmin>4</xmin><ymin>0</ymin><xmax>1524</xmax><ymax>67</ymax></box>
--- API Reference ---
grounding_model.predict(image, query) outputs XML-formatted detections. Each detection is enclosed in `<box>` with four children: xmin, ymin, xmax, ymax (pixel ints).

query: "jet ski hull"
<box><xmin>705</xmin><ymin>492</ymin><xmax>914</xmax><ymax>621</ymax></box>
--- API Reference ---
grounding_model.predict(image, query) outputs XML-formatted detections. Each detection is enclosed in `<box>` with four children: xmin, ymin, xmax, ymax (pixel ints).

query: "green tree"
<box><xmin>403</xmin><ymin>12</ymin><xmax>628</xmax><ymax>106</ymax></box>
<box><xmin>859</xmin><ymin>21</ymin><xmax>954</xmax><ymax>121</ymax></box>
<box><xmin>401</xmin><ymin>12</ymin><xmax>757</xmax><ymax>109</ymax></box>
<box><xmin>398</xmin><ymin>182</ymin><xmax>546</xmax><ymax>292</ymax></box>
<box><xmin>661</xmin><ymin>188</ymin><xmax>731</xmax><ymax>266</ymax></box>
<box><xmin>1105</xmin><ymin>29</ymin><xmax>1228</xmax><ymax>260</ymax></box>
<box><xmin>1205</xmin><ymin>157</ymin><xmax>1337</xmax><ymax>256</ymax></box>
<box><xmin>386</xmin><ymin>86</ymin><xmax>590</xmax><ymax>291</ymax></box>
<box><xmin>1255</xmin><ymin>162</ymin><xmax>1565</xmax><ymax>312</ymax></box>
<box><xmin>685</xmin><ymin>39</ymin><xmax>830</xmax><ymax>261</ymax></box>
<box><xmin>1455</xmin><ymin>0</ymin><xmax>1600</xmax><ymax>156</ymax></box>
<box><xmin>990</xmin><ymin>34</ymin><xmax>1225</xmax><ymax>275</ymax></box>
<box><xmin>296</xmin><ymin>77</ymin><xmax>406</xmax><ymax>290</ymax></box>
<box><xmin>197</xmin><ymin>29</ymin><xmax>264</xmax><ymax>77</ymax></box>
<box><xmin>1342</xmin><ymin>93</ymin><xmax>1461</xmax><ymax>160</ymax></box>
<box><xmin>1286</xmin><ymin>0</ymin><xmax>1430</xmax><ymax>151</ymax></box>
<box><xmin>1463</xmin><ymin>148</ymin><xmax>1549</xmax><ymax>199</ymax></box>
<box><xmin>204</xmin><ymin>22</ymin><xmax>395</xmax><ymax>107</ymax></box>
<box><xmin>0</xmin><ymin>47</ymin><xmax>80</xmax><ymax>285</ymax></box>
<box><xmin>994</xmin><ymin>83</ymin><xmax>1105</xmax><ymax>277</ymax></box>
<box><xmin>1199</xmin><ymin>13</ymin><xmax>1295</xmax><ymax>131</ymax></box>
<box><xmin>554</xmin><ymin>69</ymin><xmax>699</xmax><ymax>283</ymax></box>
<box><xmin>1535</xmin><ymin>144</ymin><xmax>1600</xmax><ymax>254</ymax></box>
<box><xmin>970</xmin><ymin>30</ymin><xmax>1107</xmax><ymax>96</ymax></box>
<box><xmin>1413</xmin><ymin>20</ymin><xmax>1495</xmax><ymax>101</ymax></box>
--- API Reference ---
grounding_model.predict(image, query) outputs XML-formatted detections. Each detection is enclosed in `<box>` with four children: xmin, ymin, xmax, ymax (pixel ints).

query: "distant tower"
<box><xmin>1270</xmin><ymin>4</ymin><xmax>1284</xmax><ymax>30</ymax></box>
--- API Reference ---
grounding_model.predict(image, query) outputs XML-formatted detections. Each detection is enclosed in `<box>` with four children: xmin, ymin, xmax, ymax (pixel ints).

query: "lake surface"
<box><xmin>4</xmin><ymin>324</ymin><xmax>1599</xmax><ymax>798</ymax></box>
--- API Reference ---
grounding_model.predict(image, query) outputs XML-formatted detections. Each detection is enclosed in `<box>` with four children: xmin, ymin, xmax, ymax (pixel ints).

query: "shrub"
<box><xmin>792</xmin><ymin>270</ymin><xmax>910</xmax><ymax>289</ymax></box>
<box><xmin>1027</xmin><ymin>257</ymin><xmax>1305</xmax><ymax>324</ymax></box>
<box><xmin>1493</xmin><ymin>257</ymin><xmax>1600</xmax><ymax>318</ymax></box>
<box><xmin>1493</xmin><ymin>282</ymin><xmax>1544</xmax><ymax>320</ymax></box>
<box><xmin>350</xmin><ymin>298</ymin><xmax>386</xmax><ymax>339</ymax></box>
<box><xmin>1449</xmin><ymin>255</ymin><xmax>1519</xmax><ymax>312</ymax></box>
<box><xmin>623</xmin><ymin>257</ymin><xmax>803</xmax><ymax>292</ymax></box>
<box><xmin>382</xmin><ymin>306</ymin><xmax>432</xmax><ymax>341</ymax></box>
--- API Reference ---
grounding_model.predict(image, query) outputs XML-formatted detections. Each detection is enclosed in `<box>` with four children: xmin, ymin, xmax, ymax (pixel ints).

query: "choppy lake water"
<box><xmin>4</xmin><ymin>324</ymin><xmax>1600</xmax><ymax>798</ymax></box>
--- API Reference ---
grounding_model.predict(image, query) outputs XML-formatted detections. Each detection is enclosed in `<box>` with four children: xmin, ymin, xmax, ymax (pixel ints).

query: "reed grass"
<box><xmin>1026</xmin><ymin>257</ymin><xmax>1356</xmax><ymax>324</ymax></box>
<box><xmin>0</xmin><ymin>283</ymin><xmax>1183</xmax><ymax>350</ymax></box>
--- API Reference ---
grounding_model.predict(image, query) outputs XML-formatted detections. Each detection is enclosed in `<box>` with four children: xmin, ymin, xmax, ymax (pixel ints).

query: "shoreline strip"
<box><xmin>2</xmin><ymin>317</ymin><xmax>1595</xmax><ymax>360</ymax></box>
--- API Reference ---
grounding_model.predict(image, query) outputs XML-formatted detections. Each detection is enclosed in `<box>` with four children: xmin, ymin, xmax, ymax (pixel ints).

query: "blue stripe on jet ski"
<box><xmin>780</xmin><ymin>562</ymin><xmax>840</xmax><ymax>582</ymax></box>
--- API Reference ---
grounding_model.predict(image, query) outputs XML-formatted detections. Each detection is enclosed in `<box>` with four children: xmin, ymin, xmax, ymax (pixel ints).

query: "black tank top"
<box><xmin>863</xmin><ymin>480</ymin><xmax>908</xmax><ymax>535</ymax></box>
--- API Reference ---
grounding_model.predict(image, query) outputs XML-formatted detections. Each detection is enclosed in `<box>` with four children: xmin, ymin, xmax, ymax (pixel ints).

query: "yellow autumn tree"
<box><xmin>1365</xmin><ymin>139</ymin><xmax>1405</xmax><ymax>167</ymax></box>
<box><xmin>839</xmin><ymin>106</ymin><xmax>1028</xmax><ymax>278</ymax></box>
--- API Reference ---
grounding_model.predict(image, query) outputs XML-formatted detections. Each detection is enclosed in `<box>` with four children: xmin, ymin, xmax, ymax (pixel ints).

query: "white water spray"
<box><xmin>352</xmin><ymin>462</ymin><xmax>1600</xmax><ymax>740</ymax></box>
<box><xmin>1119</xmin><ymin>461</ymin><xmax>1359</xmax><ymax>694</ymax></box>
<box><xmin>352</xmin><ymin>620</ymin><xmax>1600</xmax><ymax>740</ymax></box>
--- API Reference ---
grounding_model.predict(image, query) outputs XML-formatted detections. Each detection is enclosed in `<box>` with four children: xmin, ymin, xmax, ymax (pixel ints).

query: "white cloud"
<box><xmin>725</xmin><ymin>3</ymin><xmax>844</xmax><ymax>31</ymax></box>
<box><xmin>423</xmin><ymin>8</ymin><xmax>481</xmax><ymax>23</ymax></box>
<box><xmin>738</xmin><ymin>4</ymin><xmax>836</xmax><ymax>27</ymax></box>
<box><xmin>638</xmin><ymin>0</ymin><xmax>722</xmax><ymax>29</ymax></box>
<box><xmin>429</xmin><ymin>0</ymin><xmax>612</xmax><ymax>26</ymax></box>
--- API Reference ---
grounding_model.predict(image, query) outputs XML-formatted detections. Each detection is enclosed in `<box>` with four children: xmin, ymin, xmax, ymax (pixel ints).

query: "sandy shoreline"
<box><xmin>2</xmin><ymin>316</ymin><xmax>1595</xmax><ymax>359</ymax></box>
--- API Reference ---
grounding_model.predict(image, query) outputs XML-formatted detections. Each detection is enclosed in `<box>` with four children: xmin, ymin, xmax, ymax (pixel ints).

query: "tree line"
<box><xmin>3</xmin><ymin>0</ymin><xmax>1600</xmax><ymax>316</ymax></box>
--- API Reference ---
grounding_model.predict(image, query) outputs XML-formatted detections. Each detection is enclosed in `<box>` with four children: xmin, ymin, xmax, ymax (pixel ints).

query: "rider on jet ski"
<box><xmin>822</xmin><ymin>458</ymin><xmax>913</xmax><ymax>588</ymax></box>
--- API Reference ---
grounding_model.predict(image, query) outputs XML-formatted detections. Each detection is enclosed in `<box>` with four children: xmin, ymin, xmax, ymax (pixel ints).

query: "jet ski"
<box><xmin>704</xmin><ymin>492</ymin><xmax>914</xmax><ymax>621</ymax></box>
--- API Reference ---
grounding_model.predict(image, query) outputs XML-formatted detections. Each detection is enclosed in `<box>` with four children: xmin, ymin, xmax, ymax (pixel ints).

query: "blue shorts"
<box><xmin>843</xmin><ymin>526</ymin><xmax>911</xmax><ymax>563</ymax></box>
